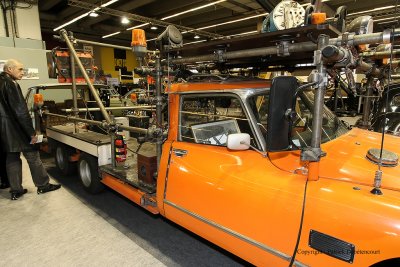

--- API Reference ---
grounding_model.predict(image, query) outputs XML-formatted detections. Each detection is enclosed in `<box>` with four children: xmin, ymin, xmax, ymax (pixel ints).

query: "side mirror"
<box><xmin>227</xmin><ymin>133</ymin><xmax>250</xmax><ymax>150</ymax></box>
<box><xmin>267</xmin><ymin>76</ymin><xmax>298</xmax><ymax>152</ymax></box>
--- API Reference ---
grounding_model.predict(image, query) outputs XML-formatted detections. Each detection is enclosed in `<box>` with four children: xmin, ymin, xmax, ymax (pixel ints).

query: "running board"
<box><xmin>101</xmin><ymin>173</ymin><xmax>159</xmax><ymax>215</ymax></box>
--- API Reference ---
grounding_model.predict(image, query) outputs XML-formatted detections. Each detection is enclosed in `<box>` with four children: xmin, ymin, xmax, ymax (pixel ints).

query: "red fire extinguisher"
<box><xmin>114</xmin><ymin>133</ymin><xmax>127</xmax><ymax>162</ymax></box>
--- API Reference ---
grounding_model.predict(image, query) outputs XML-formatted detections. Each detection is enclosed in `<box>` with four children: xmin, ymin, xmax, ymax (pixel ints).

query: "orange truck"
<box><xmin>41</xmin><ymin>75</ymin><xmax>400</xmax><ymax>267</ymax></box>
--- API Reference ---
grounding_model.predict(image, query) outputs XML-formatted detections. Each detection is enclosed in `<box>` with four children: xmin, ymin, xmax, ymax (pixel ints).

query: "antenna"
<box><xmin>371</xmin><ymin>6</ymin><xmax>399</xmax><ymax>195</ymax></box>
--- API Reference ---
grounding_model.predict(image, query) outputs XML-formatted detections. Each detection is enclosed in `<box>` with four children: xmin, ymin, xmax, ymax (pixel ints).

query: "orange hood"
<box><xmin>319</xmin><ymin>128</ymin><xmax>400</xmax><ymax>191</ymax></box>
<box><xmin>269</xmin><ymin>128</ymin><xmax>400</xmax><ymax>191</ymax></box>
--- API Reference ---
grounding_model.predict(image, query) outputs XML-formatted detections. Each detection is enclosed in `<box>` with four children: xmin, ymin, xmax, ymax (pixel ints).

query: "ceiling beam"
<box><xmin>68</xmin><ymin>0</ymin><xmax>224</xmax><ymax>38</ymax></box>
<box><xmin>84</xmin><ymin>0</ymin><xmax>158</xmax><ymax>27</ymax></box>
<box><xmin>254</xmin><ymin>0</ymin><xmax>281</xmax><ymax>12</ymax></box>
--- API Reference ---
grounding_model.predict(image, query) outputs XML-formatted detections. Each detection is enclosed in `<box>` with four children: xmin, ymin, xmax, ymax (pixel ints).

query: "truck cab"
<box><xmin>154</xmin><ymin>76</ymin><xmax>400</xmax><ymax>266</ymax></box>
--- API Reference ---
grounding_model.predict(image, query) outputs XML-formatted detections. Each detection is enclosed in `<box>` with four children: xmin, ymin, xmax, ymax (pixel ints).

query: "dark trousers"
<box><xmin>6</xmin><ymin>151</ymin><xmax>49</xmax><ymax>192</ymax></box>
<box><xmin>0</xmin><ymin>152</ymin><xmax>9</xmax><ymax>185</ymax></box>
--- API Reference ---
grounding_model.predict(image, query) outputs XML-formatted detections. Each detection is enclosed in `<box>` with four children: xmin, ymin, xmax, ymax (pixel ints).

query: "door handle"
<box><xmin>173</xmin><ymin>149</ymin><xmax>188</xmax><ymax>157</ymax></box>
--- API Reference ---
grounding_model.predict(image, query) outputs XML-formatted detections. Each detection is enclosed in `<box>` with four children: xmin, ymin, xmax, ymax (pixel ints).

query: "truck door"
<box><xmin>163</xmin><ymin>93</ymin><xmax>307</xmax><ymax>266</ymax></box>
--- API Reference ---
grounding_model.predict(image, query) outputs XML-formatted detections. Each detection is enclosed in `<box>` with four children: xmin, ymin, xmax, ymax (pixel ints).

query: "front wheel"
<box><xmin>54</xmin><ymin>143</ymin><xmax>77</xmax><ymax>175</ymax></box>
<box><xmin>78</xmin><ymin>153</ymin><xmax>104</xmax><ymax>194</ymax></box>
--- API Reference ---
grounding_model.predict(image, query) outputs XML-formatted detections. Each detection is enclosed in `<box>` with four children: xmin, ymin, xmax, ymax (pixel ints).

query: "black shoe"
<box><xmin>0</xmin><ymin>183</ymin><xmax>10</xmax><ymax>189</ymax></box>
<box><xmin>37</xmin><ymin>183</ymin><xmax>61</xmax><ymax>194</ymax></box>
<box><xmin>11</xmin><ymin>189</ymin><xmax>28</xmax><ymax>200</ymax></box>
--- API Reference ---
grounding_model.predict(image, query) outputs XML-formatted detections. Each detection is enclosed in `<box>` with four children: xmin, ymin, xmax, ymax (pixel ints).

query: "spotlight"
<box><xmin>150</xmin><ymin>25</ymin><xmax>158</xmax><ymax>30</ymax></box>
<box><xmin>121</xmin><ymin>17</ymin><xmax>130</xmax><ymax>24</ymax></box>
<box><xmin>89</xmin><ymin>12</ymin><xmax>99</xmax><ymax>17</ymax></box>
<box><xmin>194</xmin><ymin>35</ymin><xmax>200</xmax><ymax>39</ymax></box>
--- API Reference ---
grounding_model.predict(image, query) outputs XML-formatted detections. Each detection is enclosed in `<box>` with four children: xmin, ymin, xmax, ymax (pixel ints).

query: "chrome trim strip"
<box><xmin>172</xmin><ymin>88</ymin><xmax>268</xmax><ymax>95</ymax></box>
<box><xmin>164</xmin><ymin>200</ymin><xmax>308</xmax><ymax>266</ymax></box>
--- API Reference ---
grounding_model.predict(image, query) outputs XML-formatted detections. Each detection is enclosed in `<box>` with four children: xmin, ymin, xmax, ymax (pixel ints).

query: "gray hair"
<box><xmin>3</xmin><ymin>59</ymin><xmax>22</xmax><ymax>72</ymax></box>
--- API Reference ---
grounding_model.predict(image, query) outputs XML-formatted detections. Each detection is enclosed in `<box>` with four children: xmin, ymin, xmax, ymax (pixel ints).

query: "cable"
<box><xmin>378</xmin><ymin>9</ymin><xmax>397</xmax><ymax>169</ymax></box>
<box><xmin>288</xmin><ymin>179</ymin><xmax>309</xmax><ymax>267</ymax></box>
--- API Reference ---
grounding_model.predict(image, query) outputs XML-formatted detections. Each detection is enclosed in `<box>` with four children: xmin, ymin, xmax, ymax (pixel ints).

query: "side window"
<box><xmin>180</xmin><ymin>94</ymin><xmax>256</xmax><ymax>147</ymax></box>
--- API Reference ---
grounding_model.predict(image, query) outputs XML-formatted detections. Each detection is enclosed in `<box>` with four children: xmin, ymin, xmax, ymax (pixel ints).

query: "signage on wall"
<box><xmin>22</xmin><ymin>68</ymin><xmax>39</xmax><ymax>79</ymax></box>
<box><xmin>83</xmin><ymin>45</ymin><xmax>94</xmax><ymax>56</ymax></box>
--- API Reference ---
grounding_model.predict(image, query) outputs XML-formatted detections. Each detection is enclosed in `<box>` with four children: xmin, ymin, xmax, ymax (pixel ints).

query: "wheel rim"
<box><xmin>79</xmin><ymin>160</ymin><xmax>91</xmax><ymax>187</ymax></box>
<box><xmin>56</xmin><ymin>147</ymin><xmax>65</xmax><ymax>170</ymax></box>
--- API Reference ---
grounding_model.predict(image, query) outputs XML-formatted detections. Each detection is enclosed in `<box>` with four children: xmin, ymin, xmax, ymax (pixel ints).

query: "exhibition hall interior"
<box><xmin>0</xmin><ymin>0</ymin><xmax>399</xmax><ymax>266</ymax></box>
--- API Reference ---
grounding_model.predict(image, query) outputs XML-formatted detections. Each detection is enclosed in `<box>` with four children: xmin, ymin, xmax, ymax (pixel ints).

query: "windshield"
<box><xmin>248</xmin><ymin>90</ymin><xmax>350</xmax><ymax>149</ymax></box>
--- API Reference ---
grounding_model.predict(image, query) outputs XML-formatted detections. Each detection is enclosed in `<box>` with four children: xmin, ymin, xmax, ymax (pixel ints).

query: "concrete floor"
<box><xmin>0</xmin><ymin>154</ymin><xmax>245</xmax><ymax>267</ymax></box>
<box><xmin>0</xmin><ymin>156</ymin><xmax>166</xmax><ymax>267</ymax></box>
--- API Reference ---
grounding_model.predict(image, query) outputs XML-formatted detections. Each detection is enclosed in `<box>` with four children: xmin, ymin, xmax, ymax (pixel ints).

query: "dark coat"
<box><xmin>0</xmin><ymin>72</ymin><xmax>35</xmax><ymax>152</ymax></box>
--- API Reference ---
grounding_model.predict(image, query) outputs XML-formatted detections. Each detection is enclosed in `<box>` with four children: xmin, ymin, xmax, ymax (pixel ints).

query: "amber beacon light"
<box><xmin>34</xmin><ymin>93</ymin><xmax>44</xmax><ymax>107</ymax></box>
<box><xmin>131</xmin><ymin>29</ymin><xmax>147</xmax><ymax>61</ymax></box>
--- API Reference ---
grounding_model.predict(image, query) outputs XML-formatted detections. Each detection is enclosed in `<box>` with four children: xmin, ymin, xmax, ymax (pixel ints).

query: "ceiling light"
<box><xmin>89</xmin><ymin>12</ymin><xmax>99</xmax><ymax>17</ymax></box>
<box><xmin>194</xmin><ymin>35</ymin><xmax>200</xmax><ymax>39</ymax></box>
<box><xmin>102</xmin><ymin>31</ymin><xmax>121</xmax><ymax>38</ymax></box>
<box><xmin>347</xmin><ymin>6</ymin><xmax>395</xmax><ymax>17</ymax></box>
<box><xmin>101</xmin><ymin>0</ymin><xmax>119</xmax><ymax>8</ymax></box>
<box><xmin>121</xmin><ymin>17</ymin><xmax>129</xmax><ymax>24</ymax></box>
<box><xmin>126</xmin><ymin>23</ymin><xmax>149</xmax><ymax>31</ymax></box>
<box><xmin>150</xmin><ymin>26</ymin><xmax>158</xmax><ymax>30</ymax></box>
<box><xmin>53</xmin><ymin>0</ymin><xmax>119</xmax><ymax>31</ymax></box>
<box><xmin>54</xmin><ymin>12</ymin><xmax>90</xmax><ymax>31</ymax></box>
<box><xmin>184</xmin><ymin>40</ymin><xmax>207</xmax><ymax>46</ymax></box>
<box><xmin>182</xmin><ymin>12</ymin><xmax>268</xmax><ymax>34</ymax></box>
<box><xmin>161</xmin><ymin>0</ymin><xmax>226</xmax><ymax>20</ymax></box>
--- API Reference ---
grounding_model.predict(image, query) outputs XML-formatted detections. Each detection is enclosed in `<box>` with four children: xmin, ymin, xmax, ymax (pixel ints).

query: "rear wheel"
<box><xmin>54</xmin><ymin>143</ymin><xmax>77</xmax><ymax>175</ymax></box>
<box><xmin>78</xmin><ymin>153</ymin><xmax>104</xmax><ymax>194</ymax></box>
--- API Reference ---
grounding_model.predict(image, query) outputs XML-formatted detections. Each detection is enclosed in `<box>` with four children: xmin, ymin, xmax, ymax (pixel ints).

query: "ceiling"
<box><xmin>39</xmin><ymin>0</ymin><xmax>399</xmax><ymax>50</ymax></box>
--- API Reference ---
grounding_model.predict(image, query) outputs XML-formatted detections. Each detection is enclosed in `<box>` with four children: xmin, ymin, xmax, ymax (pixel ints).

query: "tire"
<box><xmin>54</xmin><ymin>143</ymin><xmax>77</xmax><ymax>175</ymax></box>
<box><xmin>78</xmin><ymin>153</ymin><xmax>104</xmax><ymax>194</ymax></box>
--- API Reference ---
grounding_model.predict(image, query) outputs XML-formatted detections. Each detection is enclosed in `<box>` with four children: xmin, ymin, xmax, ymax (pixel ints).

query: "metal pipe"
<box><xmin>111</xmin><ymin>133</ymin><xmax>116</xmax><ymax>167</ymax></box>
<box><xmin>360</xmin><ymin>77</ymin><xmax>374</xmax><ymax>128</ymax></box>
<box><xmin>71</xmin><ymin>54</ymin><xmax>78</xmax><ymax>117</ymax></box>
<box><xmin>45</xmin><ymin>112</ymin><xmax>148</xmax><ymax>134</ymax></box>
<box><xmin>59</xmin><ymin>29</ymin><xmax>112</xmax><ymax>124</ymax></box>
<box><xmin>61</xmin><ymin>105</ymin><xmax>155</xmax><ymax>113</ymax></box>
<box><xmin>76</xmin><ymin>39</ymin><xmax>132</xmax><ymax>51</ymax></box>
<box><xmin>69</xmin><ymin>33</ymin><xmax>79</xmax><ymax>134</ymax></box>
<box><xmin>361</xmin><ymin>50</ymin><xmax>400</xmax><ymax>59</ymax></box>
<box><xmin>46</xmin><ymin>112</ymin><xmax>104</xmax><ymax>126</ymax></box>
<box><xmin>34</xmin><ymin>107</ymin><xmax>41</xmax><ymax>134</ymax></box>
<box><xmin>311</xmin><ymin>34</ymin><xmax>329</xmax><ymax>149</ymax></box>
<box><xmin>1</xmin><ymin>3</ymin><xmax>9</xmax><ymax>37</ymax></box>
<box><xmin>357</xmin><ymin>60</ymin><xmax>382</xmax><ymax>77</ymax></box>
<box><xmin>170</xmin><ymin>29</ymin><xmax>400</xmax><ymax>65</ymax></box>
<box><xmin>155</xmin><ymin>55</ymin><xmax>163</xmax><ymax>168</ymax></box>
<box><xmin>307</xmin><ymin>34</ymin><xmax>330</xmax><ymax>182</ymax></box>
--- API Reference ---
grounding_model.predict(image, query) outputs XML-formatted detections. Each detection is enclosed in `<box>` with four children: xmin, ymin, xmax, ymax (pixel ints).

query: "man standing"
<box><xmin>0</xmin><ymin>152</ymin><xmax>9</xmax><ymax>189</ymax></box>
<box><xmin>0</xmin><ymin>59</ymin><xmax>61</xmax><ymax>200</ymax></box>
